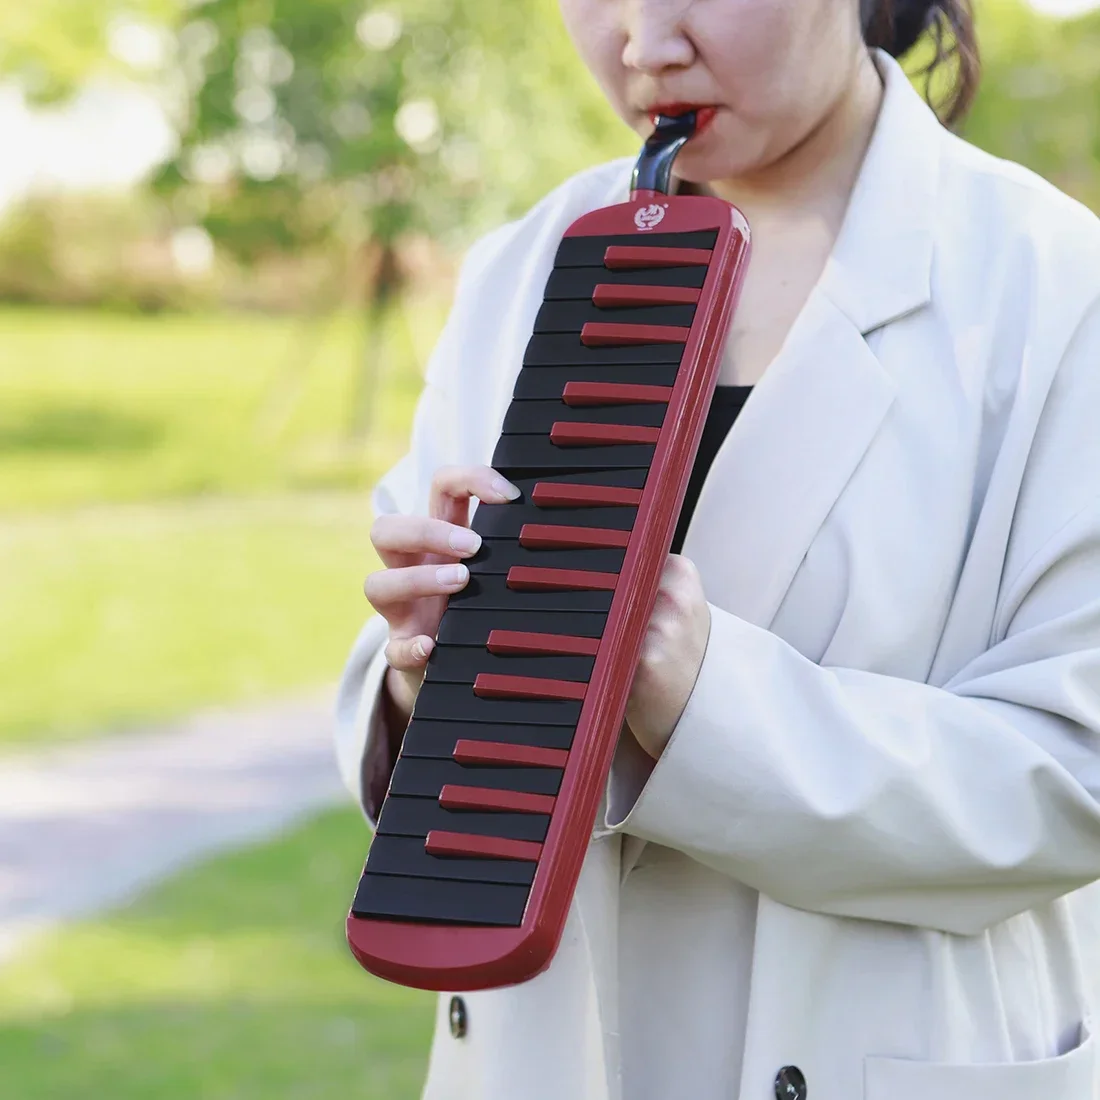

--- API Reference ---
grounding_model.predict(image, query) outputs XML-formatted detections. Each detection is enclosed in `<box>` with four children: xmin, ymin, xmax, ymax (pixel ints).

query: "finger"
<box><xmin>661</xmin><ymin>552</ymin><xmax>698</xmax><ymax>580</ymax></box>
<box><xmin>428</xmin><ymin>465</ymin><xmax>522</xmax><ymax>528</ymax></box>
<box><xmin>656</xmin><ymin>553</ymin><xmax>701</xmax><ymax>604</ymax></box>
<box><xmin>371</xmin><ymin>513</ymin><xmax>483</xmax><ymax>567</ymax></box>
<box><xmin>363</xmin><ymin>560</ymin><xmax>471</xmax><ymax>613</ymax></box>
<box><xmin>384</xmin><ymin>633</ymin><xmax>436</xmax><ymax>672</ymax></box>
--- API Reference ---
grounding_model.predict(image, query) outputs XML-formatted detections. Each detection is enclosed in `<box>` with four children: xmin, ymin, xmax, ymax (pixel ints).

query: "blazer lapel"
<box><xmin>680</xmin><ymin>49</ymin><xmax>944</xmax><ymax>630</ymax></box>
<box><xmin>681</xmin><ymin>291</ymin><xmax>898</xmax><ymax>628</ymax></box>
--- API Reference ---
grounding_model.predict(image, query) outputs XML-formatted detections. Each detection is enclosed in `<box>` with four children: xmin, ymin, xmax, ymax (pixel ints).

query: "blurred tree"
<box><xmin>0</xmin><ymin>0</ymin><xmax>180</xmax><ymax>101</ymax></box>
<box><xmin>153</xmin><ymin>0</ymin><xmax>632</xmax><ymax>435</ymax></box>
<box><xmin>964</xmin><ymin>0</ymin><xmax>1100</xmax><ymax>212</ymax></box>
<box><xmin>15</xmin><ymin>0</ymin><xmax>1100</xmax><ymax>428</ymax></box>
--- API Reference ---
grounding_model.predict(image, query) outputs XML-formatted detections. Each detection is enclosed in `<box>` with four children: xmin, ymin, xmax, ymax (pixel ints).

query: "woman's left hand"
<box><xmin>623</xmin><ymin>554</ymin><xmax>712</xmax><ymax>759</ymax></box>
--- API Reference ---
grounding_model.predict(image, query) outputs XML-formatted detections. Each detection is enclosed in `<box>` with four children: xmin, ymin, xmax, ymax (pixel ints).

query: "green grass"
<box><xmin>0</xmin><ymin>305</ymin><xmax>444</xmax><ymax>513</ymax></box>
<box><xmin>0</xmin><ymin>494</ymin><xmax>383</xmax><ymax>746</ymax></box>
<box><xmin>0</xmin><ymin>808</ymin><xmax>436</xmax><ymax>1098</ymax></box>
<box><xmin>0</xmin><ymin>303</ymin><xmax>455</xmax><ymax>744</ymax></box>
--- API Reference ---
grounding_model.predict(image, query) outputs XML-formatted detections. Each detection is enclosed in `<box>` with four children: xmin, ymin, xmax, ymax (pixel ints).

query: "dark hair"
<box><xmin>861</xmin><ymin>0</ymin><xmax>980</xmax><ymax>129</ymax></box>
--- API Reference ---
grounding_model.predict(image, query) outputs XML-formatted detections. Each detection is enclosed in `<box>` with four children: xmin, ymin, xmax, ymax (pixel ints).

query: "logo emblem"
<box><xmin>634</xmin><ymin>203</ymin><xmax>667</xmax><ymax>231</ymax></box>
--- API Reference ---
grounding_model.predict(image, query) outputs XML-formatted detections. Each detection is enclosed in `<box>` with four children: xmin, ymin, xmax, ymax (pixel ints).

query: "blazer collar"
<box><xmin>598</xmin><ymin>49</ymin><xmax>942</xmax><ymax>333</ymax></box>
<box><xmin>670</xmin><ymin>52</ymin><xmax>946</xmax><ymax>630</ymax></box>
<box><xmin>820</xmin><ymin>49</ymin><xmax>943</xmax><ymax>335</ymax></box>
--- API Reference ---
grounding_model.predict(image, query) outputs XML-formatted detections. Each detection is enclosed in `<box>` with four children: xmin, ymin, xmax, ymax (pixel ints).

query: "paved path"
<box><xmin>0</xmin><ymin>691</ymin><xmax>348</xmax><ymax>961</ymax></box>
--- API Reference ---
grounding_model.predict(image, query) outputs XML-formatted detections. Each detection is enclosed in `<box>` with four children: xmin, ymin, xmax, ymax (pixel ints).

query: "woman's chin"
<box><xmin>670</xmin><ymin>151</ymin><xmax>754</xmax><ymax>189</ymax></box>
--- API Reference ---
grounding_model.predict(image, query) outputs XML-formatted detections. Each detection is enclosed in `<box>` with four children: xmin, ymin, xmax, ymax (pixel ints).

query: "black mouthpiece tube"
<box><xmin>631</xmin><ymin>111</ymin><xmax>698</xmax><ymax>196</ymax></box>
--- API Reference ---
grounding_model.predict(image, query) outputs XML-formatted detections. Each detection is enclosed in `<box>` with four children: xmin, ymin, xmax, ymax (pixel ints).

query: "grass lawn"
<box><xmin>0</xmin><ymin>304</ymin><xmax>454</xmax><ymax>745</ymax></box>
<box><xmin>0</xmin><ymin>494</ymin><xmax>382</xmax><ymax>747</ymax></box>
<box><xmin>0</xmin><ymin>304</ymin><xmax>444</xmax><ymax>513</ymax></box>
<box><xmin>0</xmin><ymin>807</ymin><xmax>437</xmax><ymax>1098</ymax></box>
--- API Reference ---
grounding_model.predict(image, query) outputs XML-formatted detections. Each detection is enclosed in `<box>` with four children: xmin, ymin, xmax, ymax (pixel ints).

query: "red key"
<box><xmin>531</xmin><ymin>482</ymin><xmax>643</xmax><ymax>507</ymax></box>
<box><xmin>580</xmin><ymin>322</ymin><xmax>690</xmax><ymax>347</ymax></box>
<box><xmin>425</xmin><ymin>831</ymin><xmax>543</xmax><ymax>862</ymax></box>
<box><xmin>507</xmin><ymin>566</ymin><xmax>618</xmax><ymax>591</ymax></box>
<box><xmin>473</xmin><ymin>673</ymin><xmax>587</xmax><ymax>702</ymax></box>
<box><xmin>486</xmin><ymin>630</ymin><xmax>600</xmax><ymax>657</ymax></box>
<box><xmin>561</xmin><ymin>381</ymin><xmax>674</xmax><ymax>406</ymax></box>
<box><xmin>438</xmin><ymin>785</ymin><xmax>555</xmax><ymax>815</ymax></box>
<box><xmin>452</xmin><ymin>740</ymin><xmax>570</xmax><ymax>769</ymax></box>
<box><xmin>603</xmin><ymin>245</ymin><xmax>712</xmax><ymax>269</ymax></box>
<box><xmin>550</xmin><ymin>422</ymin><xmax>661</xmax><ymax>446</ymax></box>
<box><xmin>519</xmin><ymin>523</ymin><xmax>630</xmax><ymax>549</ymax></box>
<box><xmin>592</xmin><ymin>283</ymin><xmax>701</xmax><ymax>307</ymax></box>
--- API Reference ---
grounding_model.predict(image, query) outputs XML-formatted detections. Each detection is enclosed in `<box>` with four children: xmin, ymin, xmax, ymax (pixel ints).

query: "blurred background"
<box><xmin>0</xmin><ymin>0</ymin><xmax>1097</xmax><ymax>1094</ymax></box>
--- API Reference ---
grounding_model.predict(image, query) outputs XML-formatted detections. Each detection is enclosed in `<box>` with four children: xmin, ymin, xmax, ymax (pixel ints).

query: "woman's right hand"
<box><xmin>364</xmin><ymin>464</ymin><xmax>522</xmax><ymax>719</ymax></box>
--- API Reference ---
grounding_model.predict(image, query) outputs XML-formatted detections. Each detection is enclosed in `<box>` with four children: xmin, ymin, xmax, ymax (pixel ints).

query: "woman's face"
<box><xmin>557</xmin><ymin>0</ymin><xmax>869</xmax><ymax>185</ymax></box>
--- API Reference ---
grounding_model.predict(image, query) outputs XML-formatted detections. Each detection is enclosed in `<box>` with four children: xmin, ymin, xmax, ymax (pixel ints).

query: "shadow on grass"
<box><xmin>0</xmin><ymin>405</ymin><xmax>163</xmax><ymax>454</ymax></box>
<box><xmin>0</xmin><ymin>810</ymin><xmax>436</xmax><ymax>1099</ymax></box>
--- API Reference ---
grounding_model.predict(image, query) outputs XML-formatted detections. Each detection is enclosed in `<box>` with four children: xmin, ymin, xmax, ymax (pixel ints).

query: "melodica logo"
<box><xmin>634</xmin><ymin>203</ymin><xmax>668</xmax><ymax>231</ymax></box>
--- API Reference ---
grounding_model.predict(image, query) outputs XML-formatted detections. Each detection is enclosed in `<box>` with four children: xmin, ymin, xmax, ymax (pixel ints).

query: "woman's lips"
<box><xmin>648</xmin><ymin>104</ymin><xmax>718</xmax><ymax>136</ymax></box>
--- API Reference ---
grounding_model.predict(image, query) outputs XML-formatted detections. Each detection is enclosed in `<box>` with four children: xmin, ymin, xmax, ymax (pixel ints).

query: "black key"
<box><xmin>544</xmin><ymin>265</ymin><xmax>707</xmax><ymax>300</ymax></box>
<box><xmin>389</xmin><ymin>758</ymin><xmax>562</xmax><ymax>798</ymax></box>
<box><xmin>503</xmin><ymin>467</ymin><xmax>650</xmax><ymax>494</ymax></box>
<box><xmin>502</xmin><ymin>400</ymin><xmax>666</xmax><ymax>434</ymax></box>
<box><xmin>401</xmin><ymin>718</ymin><xmax>576</xmax><ymax>758</ymax></box>
<box><xmin>471</xmin><ymin>466</ymin><xmax>647</xmax><ymax>523</ymax></box>
<box><xmin>466</xmin><ymin>539</ymin><xmax>625</xmax><ymax>576</ymax></box>
<box><xmin>446</xmin><ymin>574</ymin><xmax>615</xmax><ymax>613</ymax></box>
<box><xmin>377</xmin><ymin>795</ymin><xmax>550</xmax><ymax>842</ymax></box>
<box><xmin>492</xmin><ymin>435</ymin><xmax>656</xmax><ymax>472</ymax></box>
<box><xmin>524</xmin><ymin>335</ymin><xmax>684</xmax><ymax>367</ymax></box>
<box><xmin>436</xmin><ymin>609</ymin><xmax>607</xmax><ymax>646</ymax></box>
<box><xmin>534</xmin><ymin>300</ymin><xmax>696</xmax><ymax>333</ymax></box>
<box><xmin>513</xmin><ymin>364</ymin><xmax>681</xmax><ymax>398</ymax></box>
<box><xmin>412</xmin><ymin>681</ymin><xmax>584</xmax><ymax>724</ymax></box>
<box><xmin>472</xmin><ymin>503</ymin><xmax>637</xmax><ymax>538</ymax></box>
<box><xmin>424</xmin><ymin>643</ymin><xmax>595</xmax><ymax>684</ymax></box>
<box><xmin>364</xmin><ymin>835</ymin><xmax>538</xmax><ymax>887</ymax></box>
<box><xmin>554</xmin><ymin>229</ymin><xmax>720</xmax><ymax>267</ymax></box>
<box><xmin>351</xmin><ymin>872</ymin><xmax>529</xmax><ymax>926</ymax></box>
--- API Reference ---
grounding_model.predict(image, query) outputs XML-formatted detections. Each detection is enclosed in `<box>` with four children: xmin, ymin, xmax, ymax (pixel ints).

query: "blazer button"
<box><xmin>774</xmin><ymin>1065</ymin><xmax>807</xmax><ymax>1100</ymax></box>
<box><xmin>448</xmin><ymin>995</ymin><xmax>468</xmax><ymax>1039</ymax></box>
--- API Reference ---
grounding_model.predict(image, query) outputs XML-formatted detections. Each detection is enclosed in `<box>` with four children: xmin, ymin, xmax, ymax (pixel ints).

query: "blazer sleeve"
<box><xmin>333</xmin><ymin>231</ymin><xmax>504</xmax><ymax>822</ymax></box>
<box><xmin>605</xmin><ymin>296</ymin><xmax>1100</xmax><ymax>936</ymax></box>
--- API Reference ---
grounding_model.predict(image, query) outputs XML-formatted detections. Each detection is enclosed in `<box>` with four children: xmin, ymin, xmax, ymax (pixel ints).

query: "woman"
<box><xmin>336</xmin><ymin>1</ymin><xmax>1100</xmax><ymax>1097</ymax></box>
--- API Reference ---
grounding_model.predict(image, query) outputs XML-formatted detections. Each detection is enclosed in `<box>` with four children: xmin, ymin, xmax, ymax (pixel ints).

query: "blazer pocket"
<box><xmin>865</xmin><ymin>1017</ymin><xmax>1097</xmax><ymax>1100</ymax></box>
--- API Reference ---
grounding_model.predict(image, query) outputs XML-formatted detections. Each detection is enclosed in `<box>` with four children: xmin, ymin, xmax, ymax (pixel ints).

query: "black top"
<box><xmin>670</xmin><ymin>385</ymin><xmax>753</xmax><ymax>555</ymax></box>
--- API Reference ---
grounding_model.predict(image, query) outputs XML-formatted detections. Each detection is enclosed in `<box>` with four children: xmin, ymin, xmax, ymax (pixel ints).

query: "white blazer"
<box><xmin>335</xmin><ymin>49</ymin><xmax>1100</xmax><ymax>1100</ymax></box>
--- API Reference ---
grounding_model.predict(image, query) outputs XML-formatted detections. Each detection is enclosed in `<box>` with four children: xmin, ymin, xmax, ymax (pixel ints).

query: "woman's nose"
<box><xmin>621</xmin><ymin>0</ymin><xmax>696</xmax><ymax>74</ymax></box>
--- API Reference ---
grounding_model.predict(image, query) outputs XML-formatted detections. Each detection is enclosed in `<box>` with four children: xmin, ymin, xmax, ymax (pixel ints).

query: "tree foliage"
<box><xmin>0</xmin><ymin>0</ymin><xmax>178</xmax><ymax>101</ymax></box>
<box><xmin>8</xmin><ymin>0</ymin><xmax>1100</xmax><ymax>291</ymax></box>
<box><xmin>963</xmin><ymin>0</ymin><xmax>1100</xmax><ymax>212</ymax></box>
<box><xmin>152</xmin><ymin>0</ymin><xmax>632</xmax><ymax>265</ymax></box>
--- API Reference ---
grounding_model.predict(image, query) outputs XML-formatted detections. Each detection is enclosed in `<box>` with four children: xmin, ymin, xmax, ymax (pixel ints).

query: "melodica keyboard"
<box><xmin>347</xmin><ymin>110</ymin><xmax>751</xmax><ymax>991</ymax></box>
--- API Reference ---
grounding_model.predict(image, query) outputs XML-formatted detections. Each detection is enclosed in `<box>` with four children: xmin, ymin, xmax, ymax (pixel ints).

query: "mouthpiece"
<box><xmin>631</xmin><ymin>110</ymin><xmax>698</xmax><ymax>197</ymax></box>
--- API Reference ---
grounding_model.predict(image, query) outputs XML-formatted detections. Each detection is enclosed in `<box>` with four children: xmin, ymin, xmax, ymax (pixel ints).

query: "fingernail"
<box><xmin>412</xmin><ymin>638</ymin><xmax>425</xmax><ymax>660</ymax></box>
<box><xmin>437</xmin><ymin>563</ymin><xmax>469</xmax><ymax>585</ymax></box>
<box><xmin>492</xmin><ymin>477</ymin><xmax>522</xmax><ymax>500</ymax></box>
<box><xmin>448</xmin><ymin>528</ymin><xmax>481</xmax><ymax>554</ymax></box>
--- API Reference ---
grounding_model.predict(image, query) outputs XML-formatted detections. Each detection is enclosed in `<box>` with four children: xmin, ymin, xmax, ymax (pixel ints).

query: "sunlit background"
<box><xmin>0</xmin><ymin>0</ymin><xmax>1097</xmax><ymax>1095</ymax></box>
